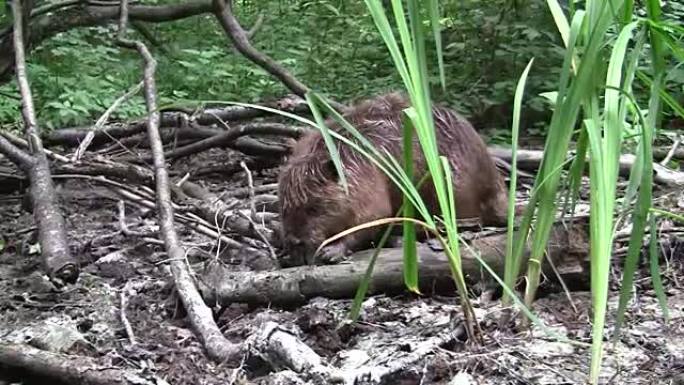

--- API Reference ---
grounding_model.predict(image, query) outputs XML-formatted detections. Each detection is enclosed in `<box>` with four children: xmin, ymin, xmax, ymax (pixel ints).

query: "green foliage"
<box><xmin>0</xmin><ymin>0</ymin><xmax>569</xmax><ymax>135</ymax></box>
<box><xmin>0</xmin><ymin>0</ymin><xmax>681</xmax><ymax>138</ymax></box>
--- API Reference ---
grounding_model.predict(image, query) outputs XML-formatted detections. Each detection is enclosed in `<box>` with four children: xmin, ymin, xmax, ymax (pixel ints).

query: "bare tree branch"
<box><xmin>144</xmin><ymin>122</ymin><xmax>302</xmax><ymax>162</ymax></box>
<box><xmin>212</xmin><ymin>0</ymin><xmax>308</xmax><ymax>97</ymax></box>
<box><xmin>10</xmin><ymin>0</ymin><xmax>78</xmax><ymax>285</ymax></box>
<box><xmin>0</xmin><ymin>133</ymin><xmax>34</xmax><ymax>169</ymax></box>
<box><xmin>116</xmin><ymin>0</ymin><xmax>242</xmax><ymax>364</ymax></box>
<box><xmin>0</xmin><ymin>0</ymin><xmax>215</xmax><ymax>82</ymax></box>
<box><xmin>212</xmin><ymin>0</ymin><xmax>347</xmax><ymax>112</ymax></box>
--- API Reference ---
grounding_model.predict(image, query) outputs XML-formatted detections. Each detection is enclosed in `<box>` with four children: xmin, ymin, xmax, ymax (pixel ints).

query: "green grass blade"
<box><xmin>561</xmin><ymin>128</ymin><xmax>588</xmax><ymax>216</ymax></box>
<box><xmin>348</xmin><ymin>172</ymin><xmax>433</xmax><ymax>322</ymax></box>
<box><xmin>547</xmin><ymin>0</ymin><xmax>572</xmax><ymax>48</ymax></box>
<box><xmin>635</xmin><ymin>71</ymin><xmax>684</xmax><ymax>119</ymax></box>
<box><xmin>364</xmin><ymin>0</ymin><xmax>412</xmax><ymax>89</ymax></box>
<box><xmin>348</xmin><ymin>223</ymin><xmax>395</xmax><ymax>322</ymax></box>
<box><xmin>651</xmin><ymin>208</ymin><xmax>684</xmax><ymax>223</ymax></box>
<box><xmin>645</xmin><ymin>0</ymin><xmax>666</xmax><ymax>129</ymax></box>
<box><xmin>614</xmin><ymin>0</ymin><xmax>667</xmax><ymax>346</ymax></box>
<box><xmin>587</xmin><ymin>20</ymin><xmax>638</xmax><ymax>384</ymax></box>
<box><xmin>614</xmin><ymin>80</ymin><xmax>660</xmax><ymax>341</ymax></box>
<box><xmin>648</xmin><ymin>214</ymin><xmax>670</xmax><ymax>323</ymax></box>
<box><xmin>502</xmin><ymin>58</ymin><xmax>535</xmax><ymax>305</ymax></box>
<box><xmin>304</xmin><ymin>92</ymin><xmax>349</xmax><ymax>194</ymax></box>
<box><xmin>620</xmin><ymin>29</ymin><xmax>648</xmax><ymax>209</ymax></box>
<box><xmin>401</xmin><ymin>112</ymin><xmax>419</xmax><ymax>292</ymax></box>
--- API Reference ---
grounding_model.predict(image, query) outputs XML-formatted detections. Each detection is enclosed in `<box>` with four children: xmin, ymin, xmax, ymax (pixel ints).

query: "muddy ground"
<box><xmin>0</xmin><ymin>143</ymin><xmax>682</xmax><ymax>385</ymax></box>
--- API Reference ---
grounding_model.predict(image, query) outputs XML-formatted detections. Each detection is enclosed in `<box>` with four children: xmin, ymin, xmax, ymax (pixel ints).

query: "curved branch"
<box><xmin>212</xmin><ymin>0</ymin><xmax>308</xmax><ymax>97</ymax></box>
<box><xmin>157</xmin><ymin>122</ymin><xmax>302</xmax><ymax>162</ymax></box>
<box><xmin>43</xmin><ymin>97</ymin><xmax>310</xmax><ymax>147</ymax></box>
<box><xmin>212</xmin><ymin>0</ymin><xmax>347</xmax><ymax>112</ymax></box>
<box><xmin>0</xmin><ymin>0</ymin><xmax>214</xmax><ymax>82</ymax></box>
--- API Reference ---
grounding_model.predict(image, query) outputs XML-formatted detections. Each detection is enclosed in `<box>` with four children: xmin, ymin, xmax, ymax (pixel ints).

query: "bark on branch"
<box><xmin>212</xmin><ymin>0</ymin><xmax>308</xmax><ymax>98</ymax></box>
<box><xmin>212</xmin><ymin>0</ymin><xmax>347</xmax><ymax>112</ymax></box>
<box><xmin>0</xmin><ymin>0</ymin><xmax>215</xmax><ymax>82</ymax></box>
<box><xmin>199</xmin><ymin>221</ymin><xmax>590</xmax><ymax>307</ymax></box>
<box><xmin>6</xmin><ymin>0</ymin><xmax>78</xmax><ymax>285</ymax></box>
<box><xmin>115</xmin><ymin>0</ymin><xmax>241</xmax><ymax>364</ymax></box>
<box><xmin>0</xmin><ymin>342</ymin><xmax>155</xmax><ymax>385</ymax></box>
<box><xmin>43</xmin><ymin>97</ymin><xmax>310</xmax><ymax>148</ymax></box>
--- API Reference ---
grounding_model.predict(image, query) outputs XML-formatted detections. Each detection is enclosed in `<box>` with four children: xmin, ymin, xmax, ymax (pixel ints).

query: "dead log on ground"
<box><xmin>43</xmin><ymin>96</ymin><xmax>310</xmax><ymax>148</ymax></box>
<box><xmin>489</xmin><ymin>147</ymin><xmax>684</xmax><ymax>186</ymax></box>
<box><xmin>0</xmin><ymin>0</ymin><xmax>78</xmax><ymax>285</ymax></box>
<box><xmin>0</xmin><ymin>343</ymin><xmax>156</xmax><ymax>385</ymax></box>
<box><xmin>199</xmin><ymin>221</ymin><xmax>590</xmax><ymax>307</ymax></box>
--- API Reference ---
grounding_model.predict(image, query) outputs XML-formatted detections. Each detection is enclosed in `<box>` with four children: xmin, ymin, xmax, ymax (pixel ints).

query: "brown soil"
<box><xmin>0</xmin><ymin>145</ymin><xmax>682</xmax><ymax>385</ymax></box>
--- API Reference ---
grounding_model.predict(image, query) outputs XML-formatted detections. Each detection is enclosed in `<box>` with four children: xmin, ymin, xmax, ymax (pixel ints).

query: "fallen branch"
<box><xmin>177</xmin><ymin>179</ymin><xmax>276</xmax><ymax>252</ymax></box>
<box><xmin>658</xmin><ymin>135</ymin><xmax>683</xmax><ymax>165</ymax></box>
<box><xmin>42</xmin><ymin>98</ymin><xmax>310</xmax><ymax>148</ymax></box>
<box><xmin>199</xmin><ymin>221</ymin><xmax>590</xmax><ymax>307</ymax></box>
<box><xmin>115</xmin><ymin>0</ymin><xmax>242</xmax><ymax>364</ymax></box>
<box><xmin>654</xmin><ymin>145</ymin><xmax>684</xmax><ymax>162</ymax></box>
<box><xmin>3</xmin><ymin>131</ymin><xmax>72</xmax><ymax>163</ymax></box>
<box><xmin>72</xmin><ymin>80</ymin><xmax>144</xmax><ymax>161</ymax></box>
<box><xmin>3</xmin><ymin>0</ymin><xmax>78</xmax><ymax>285</ymax></box>
<box><xmin>248</xmin><ymin>321</ymin><xmax>337</xmax><ymax>380</ymax></box>
<box><xmin>0</xmin><ymin>342</ymin><xmax>155</xmax><ymax>385</ymax></box>
<box><xmin>489</xmin><ymin>147</ymin><xmax>684</xmax><ymax>186</ymax></box>
<box><xmin>134</xmin><ymin>122</ymin><xmax>303</xmax><ymax>162</ymax></box>
<box><xmin>341</xmin><ymin>328</ymin><xmax>467</xmax><ymax>384</ymax></box>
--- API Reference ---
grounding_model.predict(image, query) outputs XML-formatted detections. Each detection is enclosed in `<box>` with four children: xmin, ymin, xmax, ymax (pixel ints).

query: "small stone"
<box><xmin>95</xmin><ymin>249</ymin><xmax>133</xmax><ymax>278</ymax></box>
<box><xmin>336</xmin><ymin>349</ymin><xmax>370</xmax><ymax>370</ymax></box>
<box><xmin>449</xmin><ymin>371</ymin><xmax>475</xmax><ymax>385</ymax></box>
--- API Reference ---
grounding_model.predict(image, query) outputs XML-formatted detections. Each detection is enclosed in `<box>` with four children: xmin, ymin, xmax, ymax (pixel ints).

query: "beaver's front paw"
<box><xmin>310</xmin><ymin>242</ymin><xmax>352</xmax><ymax>265</ymax></box>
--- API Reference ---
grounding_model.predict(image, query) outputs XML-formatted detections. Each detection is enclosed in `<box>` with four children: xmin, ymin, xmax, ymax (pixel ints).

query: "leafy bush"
<box><xmin>0</xmin><ymin>0</ymin><xmax>680</xmax><ymax>139</ymax></box>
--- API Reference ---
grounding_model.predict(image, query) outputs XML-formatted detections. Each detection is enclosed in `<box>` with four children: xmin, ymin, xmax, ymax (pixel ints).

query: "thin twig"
<box><xmin>660</xmin><ymin>136</ymin><xmax>681</xmax><ymax>166</ymax></box>
<box><xmin>120</xmin><ymin>281</ymin><xmax>137</xmax><ymax>346</ymax></box>
<box><xmin>72</xmin><ymin>81</ymin><xmax>144</xmax><ymax>161</ymax></box>
<box><xmin>238</xmin><ymin>211</ymin><xmax>276</xmax><ymax>261</ymax></box>
<box><xmin>118</xmin><ymin>200</ymin><xmax>152</xmax><ymax>237</ymax></box>
<box><xmin>240</xmin><ymin>160</ymin><xmax>257</xmax><ymax>219</ymax></box>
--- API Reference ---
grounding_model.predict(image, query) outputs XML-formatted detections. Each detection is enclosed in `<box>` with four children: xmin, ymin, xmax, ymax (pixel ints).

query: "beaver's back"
<box><xmin>278</xmin><ymin>92</ymin><xmax>508</xmax><ymax>264</ymax></box>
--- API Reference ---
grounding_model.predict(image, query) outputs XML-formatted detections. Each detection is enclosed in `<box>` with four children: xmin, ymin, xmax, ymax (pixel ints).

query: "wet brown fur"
<box><xmin>278</xmin><ymin>92</ymin><xmax>509</xmax><ymax>264</ymax></box>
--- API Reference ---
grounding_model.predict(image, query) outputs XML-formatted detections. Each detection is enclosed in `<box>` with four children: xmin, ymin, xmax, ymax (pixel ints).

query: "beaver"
<box><xmin>277</xmin><ymin>92</ymin><xmax>510</xmax><ymax>265</ymax></box>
